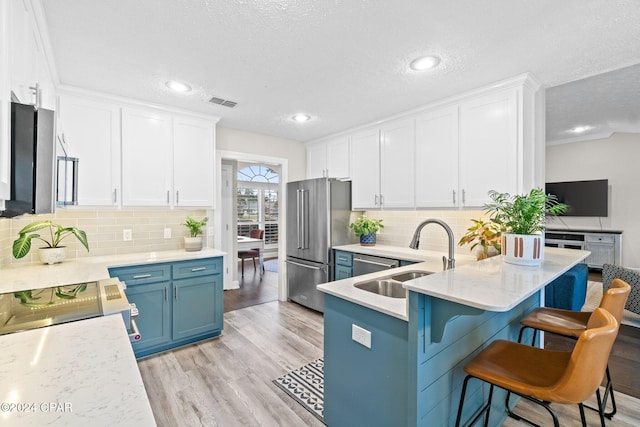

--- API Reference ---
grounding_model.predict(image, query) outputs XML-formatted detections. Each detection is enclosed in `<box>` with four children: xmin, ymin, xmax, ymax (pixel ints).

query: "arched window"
<box><xmin>237</xmin><ymin>164</ymin><xmax>279</xmax><ymax>247</ymax></box>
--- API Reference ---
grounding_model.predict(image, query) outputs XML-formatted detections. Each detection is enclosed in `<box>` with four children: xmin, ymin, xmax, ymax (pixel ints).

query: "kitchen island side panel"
<box><xmin>323</xmin><ymin>294</ymin><xmax>409</xmax><ymax>427</ymax></box>
<box><xmin>408</xmin><ymin>291</ymin><xmax>540</xmax><ymax>426</ymax></box>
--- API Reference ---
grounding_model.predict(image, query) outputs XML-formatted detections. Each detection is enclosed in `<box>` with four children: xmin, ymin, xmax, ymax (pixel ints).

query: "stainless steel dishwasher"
<box><xmin>352</xmin><ymin>253</ymin><xmax>399</xmax><ymax>276</ymax></box>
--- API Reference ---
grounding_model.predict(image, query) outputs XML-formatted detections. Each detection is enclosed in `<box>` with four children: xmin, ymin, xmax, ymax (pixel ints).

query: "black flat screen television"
<box><xmin>545</xmin><ymin>179</ymin><xmax>608</xmax><ymax>217</ymax></box>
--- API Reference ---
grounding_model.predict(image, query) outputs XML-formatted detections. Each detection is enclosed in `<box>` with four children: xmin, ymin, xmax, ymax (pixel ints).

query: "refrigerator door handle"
<box><xmin>300</xmin><ymin>189</ymin><xmax>308</xmax><ymax>249</ymax></box>
<box><xmin>285</xmin><ymin>259</ymin><xmax>325</xmax><ymax>271</ymax></box>
<box><xmin>296</xmin><ymin>189</ymin><xmax>302</xmax><ymax>249</ymax></box>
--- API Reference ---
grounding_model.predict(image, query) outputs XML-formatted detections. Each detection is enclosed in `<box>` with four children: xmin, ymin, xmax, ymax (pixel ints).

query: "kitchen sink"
<box><xmin>354</xmin><ymin>279</ymin><xmax>407</xmax><ymax>298</ymax></box>
<box><xmin>390</xmin><ymin>271</ymin><xmax>432</xmax><ymax>282</ymax></box>
<box><xmin>353</xmin><ymin>270</ymin><xmax>433</xmax><ymax>299</ymax></box>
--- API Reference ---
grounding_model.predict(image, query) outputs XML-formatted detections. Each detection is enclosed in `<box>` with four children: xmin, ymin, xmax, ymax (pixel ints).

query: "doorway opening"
<box><xmin>215</xmin><ymin>151</ymin><xmax>288</xmax><ymax>313</ymax></box>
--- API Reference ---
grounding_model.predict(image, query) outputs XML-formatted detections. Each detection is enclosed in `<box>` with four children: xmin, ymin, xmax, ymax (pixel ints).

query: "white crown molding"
<box><xmin>546</xmin><ymin>131</ymin><xmax>615</xmax><ymax>146</ymax></box>
<box><xmin>307</xmin><ymin>72</ymin><xmax>540</xmax><ymax>145</ymax></box>
<box><xmin>58</xmin><ymin>84</ymin><xmax>221</xmax><ymax>123</ymax></box>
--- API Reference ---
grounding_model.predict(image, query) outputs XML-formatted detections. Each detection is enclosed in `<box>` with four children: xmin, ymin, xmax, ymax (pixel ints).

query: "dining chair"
<box><xmin>238</xmin><ymin>229</ymin><xmax>264</xmax><ymax>277</ymax></box>
<box><xmin>517</xmin><ymin>278</ymin><xmax>631</xmax><ymax>419</ymax></box>
<box><xmin>455</xmin><ymin>307</ymin><xmax>619</xmax><ymax>427</ymax></box>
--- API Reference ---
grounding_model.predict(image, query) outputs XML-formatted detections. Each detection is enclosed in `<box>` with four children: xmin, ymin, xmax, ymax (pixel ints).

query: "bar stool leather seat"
<box><xmin>455</xmin><ymin>308</ymin><xmax>620</xmax><ymax>427</ymax></box>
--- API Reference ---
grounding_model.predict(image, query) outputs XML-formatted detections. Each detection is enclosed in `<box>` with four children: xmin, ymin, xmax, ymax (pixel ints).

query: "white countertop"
<box><xmin>333</xmin><ymin>244</ymin><xmax>476</xmax><ymax>264</ymax></box>
<box><xmin>0</xmin><ymin>315</ymin><xmax>156</xmax><ymax>427</ymax></box>
<box><xmin>0</xmin><ymin>248</ymin><xmax>226</xmax><ymax>294</ymax></box>
<box><xmin>318</xmin><ymin>247</ymin><xmax>477</xmax><ymax>321</ymax></box>
<box><xmin>318</xmin><ymin>246</ymin><xmax>589</xmax><ymax>320</ymax></box>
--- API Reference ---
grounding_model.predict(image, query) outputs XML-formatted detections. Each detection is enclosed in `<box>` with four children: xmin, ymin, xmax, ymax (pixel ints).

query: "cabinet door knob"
<box><xmin>452</xmin><ymin>190</ymin><xmax>456</xmax><ymax>205</ymax></box>
<box><xmin>176</xmin><ymin>191</ymin><xmax>180</xmax><ymax>205</ymax></box>
<box><xmin>167</xmin><ymin>190</ymin><xmax>170</xmax><ymax>204</ymax></box>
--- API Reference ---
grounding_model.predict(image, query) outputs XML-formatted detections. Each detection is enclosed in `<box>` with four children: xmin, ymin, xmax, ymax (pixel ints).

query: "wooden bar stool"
<box><xmin>517</xmin><ymin>278</ymin><xmax>631</xmax><ymax>419</ymax></box>
<box><xmin>455</xmin><ymin>308</ymin><xmax>619</xmax><ymax>427</ymax></box>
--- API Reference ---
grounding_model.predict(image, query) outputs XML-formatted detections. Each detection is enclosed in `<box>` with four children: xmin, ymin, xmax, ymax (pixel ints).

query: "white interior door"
<box><xmin>220</xmin><ymin>164</ymin><xmax>237</xmax><ymax>289</ymax></box>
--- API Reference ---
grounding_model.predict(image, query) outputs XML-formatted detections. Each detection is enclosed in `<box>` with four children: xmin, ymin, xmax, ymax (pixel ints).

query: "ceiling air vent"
<box><xmin>208</xmin><ymin>96</ymin><xmax>237</xmax><ymax>108</ymax></box>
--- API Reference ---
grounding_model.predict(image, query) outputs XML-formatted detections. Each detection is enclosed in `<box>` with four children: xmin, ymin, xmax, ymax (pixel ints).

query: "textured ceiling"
<box><xmin>40</xmin><ymin>0</ymin><xmax>640</xmax><ymax>142</ymax></box>
<box><xmin>546</xmin><ymin>63</ymin><xmax>640</xmax><ymax>144</ymax></box>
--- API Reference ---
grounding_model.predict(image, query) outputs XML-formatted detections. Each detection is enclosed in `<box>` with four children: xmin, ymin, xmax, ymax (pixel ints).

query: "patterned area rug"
<box><xmin>264</xmin><ymin>259</ymin><xmax>278</xmax><ymax>273</ymax></box>
<box><xmin>273</xmin><ymin>358</ymin><xmax>325</xmax><ymax>423</ymax></box>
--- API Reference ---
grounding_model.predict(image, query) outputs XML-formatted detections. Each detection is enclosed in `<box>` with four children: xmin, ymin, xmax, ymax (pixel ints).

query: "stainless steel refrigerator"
<box><xmin>286</xmin><ymin>178</ymin><xmax>352</xmax><ymax>312</ymax></box>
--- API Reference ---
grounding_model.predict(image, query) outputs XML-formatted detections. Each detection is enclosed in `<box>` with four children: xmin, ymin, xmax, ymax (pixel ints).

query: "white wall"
<box><xmin>546</xmin><ymin>132</ymin><xmax>640</xmax><ymax>267</ymax></box>
<box><xmin>216</xmin><ymin>127</ymin><xmax>306</xmax><ymax>181</ymax></box>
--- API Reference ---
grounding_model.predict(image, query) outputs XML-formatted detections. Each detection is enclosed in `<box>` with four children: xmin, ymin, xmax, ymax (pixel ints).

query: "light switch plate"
<box><xmin>352</xmin><ymin>324</ymin><xmax>372</xmax><ymax>348</ymax></box>
<box><xmin>123</xmin><ymin>229</ymin><xmax>132</xmax><ymax>241</ymax></box>
<box><xmin>163</xmin><ymin>228</ymin><xmax>171</xmax><ymax>239</ymax></box>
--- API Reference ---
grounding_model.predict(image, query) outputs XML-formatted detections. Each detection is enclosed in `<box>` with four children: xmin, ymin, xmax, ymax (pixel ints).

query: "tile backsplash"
<box><xmin>361</xmin><ymin>209</ymin><xmax>488</xmax><ymax>257</ymax></box>
<box><xmin>0</xmin><ymin>208</ymin><xmax>208</xmax><ymax>267</ymax></box>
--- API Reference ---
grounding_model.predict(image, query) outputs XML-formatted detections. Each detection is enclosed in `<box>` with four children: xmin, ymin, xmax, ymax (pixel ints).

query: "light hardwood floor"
<box><xmin>138</xmin><ymin>300</ymin><xmax>640</xmax><ymax>427</ymax></box>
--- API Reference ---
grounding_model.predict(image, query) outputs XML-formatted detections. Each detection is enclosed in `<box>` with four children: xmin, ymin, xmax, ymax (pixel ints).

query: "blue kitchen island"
<box><xmin>318</xmin><ymin>247</ymin><xmax>589</xmax><ymax>427</ymax></box>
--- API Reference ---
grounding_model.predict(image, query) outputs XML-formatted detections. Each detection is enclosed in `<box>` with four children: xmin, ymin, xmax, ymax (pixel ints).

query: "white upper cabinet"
<box><xmin>121</xmin><ymin>107</ymin><xmax>173</xmax><ymax>206</ymax></box>
<box><xmin>415</xmin><ymin>106</ymin><xmax>459</xmax><ymax>208</ymax></box>
<box><xmin>0</xmin><ymin>1</ymin><xmax>11</xmax><ymax>201</ymax></box>
<box><xmin>306</xmin><ymin>137</ymin><xmax>350</xmax><ymax>179</ymax></box>
<box><xmin>350</xmin><ymin>118</ymin><xmax>415</xmax><ymax>210</ymax></box>
<box><xmin>8</xmin><ymin>0</ymin><xmax>54</xmax><ymax>109</ymax></box>
<box><xmin>173</xmin><ymin>115</ymin><xmax>215</xmax><ymax>207</ymax></box>
<box><xmin>350</xmin><ymin>128</ymin><xmax>381</xmax><ymax>209</ymax></box>
<box><xmin>379</xmin><ymin>118</ymin><xmax>415</xmax><ymax>208</ymax></box>
<box><xmin>58</xmin><ymin>95</ymin><xmax>121</xmax><ymax>206</ymax></box>
<box><xmin>458</xmin><ymin>88</ymin><xmax>518</xmax><ymax>206</ymax></box>
<box><xmin>306</xmin><ymin>142</ymin><xmax>326</xmax><ymax>179</ymax></box>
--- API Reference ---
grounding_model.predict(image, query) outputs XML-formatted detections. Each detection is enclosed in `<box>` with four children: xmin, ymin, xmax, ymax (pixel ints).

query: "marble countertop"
<box><xmin>0</xmin><ymin>315</ymin><xmax>156</xmax><ymax>426</ymax></box>
<box><xmin>0</xmin><ymin>248</ymin><xmax>226</xmax><ymax>294</ymax></box>
<box><xmin>318</xmin><ymin>247</ymin><xmax>590</xmax><ymax>319</ymax></box>
<box><xmin>318</xmin><ymin>248</ymin><xmax>477</xmax><ymax>321</ymax></box>
<box><xmin>332</xmin><ymin>244</ymin><xmax>477</xmax><ymax>264</ymax></box>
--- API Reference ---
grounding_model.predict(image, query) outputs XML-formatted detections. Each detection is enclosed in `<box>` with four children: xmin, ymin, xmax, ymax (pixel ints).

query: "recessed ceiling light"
<box><xmin>165</xmin><ymin>80</ymin><xmax>192</xmax><ymax>93</ymax></box>
<box><xmin>292</xmin><ymin>114</ymin><xmax>311</xmax><ymax>123</ymax></box>
<box><xmin>409</xmin><ymin>55</ymin><xmax>441</xmax><ymax>71</ymax></box>
<box><xmin>569</xmin><ymin>125</ymin><xmax>592</xmax><ymax>133</ymax></box>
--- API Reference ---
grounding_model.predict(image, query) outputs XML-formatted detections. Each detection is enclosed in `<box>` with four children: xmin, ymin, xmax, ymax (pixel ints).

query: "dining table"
<box><xmin>237</xmin><ymin>235</ymin><xmax>264</xmax><ymax>277</ymax></box>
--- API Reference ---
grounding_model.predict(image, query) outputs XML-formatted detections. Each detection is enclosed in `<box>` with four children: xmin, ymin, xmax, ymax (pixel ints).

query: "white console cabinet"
<box><xmin>545</xmin><ymin>229</ymin><xmax>622</xmax><ymax>269</ymax></box>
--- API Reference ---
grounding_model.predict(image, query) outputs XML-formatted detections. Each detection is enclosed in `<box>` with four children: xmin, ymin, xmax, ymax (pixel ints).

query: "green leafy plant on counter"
<box><xmin>12</xmin><ymin>220</ymin><xmax>89</xmax><ymax>259</ymax></box>
<box><xmin>13</xmin><ymin>283</ymin><xmax>88</xmax><ymax>308</ymax></box>
<box><xmin>458</xmin><ymin>218</ymin><xmax>502</xmax><ymax>260</ymax></box>
<box><xmin>183</xmin><ymin>216</ymin><xmax>208</xmax><ymax>237</ymax></box>
<box><xmin>483</xmin><ymin>188</ymin><xmax>567</xmax><ymax>235</ymax></box>
<box><xmin>349</xmin><ymin>214</ymin><xmax>384</xmax><ymax>236</ymax></box>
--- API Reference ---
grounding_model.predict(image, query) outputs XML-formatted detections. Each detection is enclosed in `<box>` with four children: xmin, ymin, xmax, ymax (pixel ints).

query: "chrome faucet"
<box><xmin>409</xmin><ymin>218</ymin><xmax>456</xmax><ymax>270</ymax></box>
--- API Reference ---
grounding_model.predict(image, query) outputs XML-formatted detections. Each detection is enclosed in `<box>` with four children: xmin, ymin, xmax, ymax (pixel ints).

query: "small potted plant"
<box><xmin>484</xmin><ymin>189</ymin><xmax>567</xmax><ymax>266</ymax></box>
<box><xmin>183</xmin><ymin>216</ymin><xmax>207</xmax><ymax>251</ymax></box>
<box><xmin>13</xmin><ymin>220</ymin><xmax>89</xmax><ymax>264</ymax></box>
<box><xmin>458</xmin><ymin>218</ymin><xmax>502</xmax><ymax>260</ymax></box>
<box><xmin>349</xmin><ymin>214</ymin><xmax>384</xmax><ymax>246</ymax></box>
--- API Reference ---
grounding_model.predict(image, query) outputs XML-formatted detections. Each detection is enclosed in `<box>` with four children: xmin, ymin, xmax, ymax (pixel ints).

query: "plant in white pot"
<box><xmin>183</xmin><ymin>216</ymin><xmax>207</xmax><ymax>251</ymax></box>
<box><xmin>349</xmin><ymin>214</ymin><xmax>384</xmax><ymax>246</ymax></box>
<box><xmin>13</xmin><ymin>220</ymin><xmax>89</xmax><ymax>264</ymax></box>
<box><xmin>484</xmin><ymin>189</ymin><xmax>567</xmax><ymax>266</ymax></box>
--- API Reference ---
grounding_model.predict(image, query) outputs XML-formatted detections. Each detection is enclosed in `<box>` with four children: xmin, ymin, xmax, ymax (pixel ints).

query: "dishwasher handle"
<box><xmin>353</xmin><ymin>257</ymin><xmax>397</xmax><ymax>269</ymax></box>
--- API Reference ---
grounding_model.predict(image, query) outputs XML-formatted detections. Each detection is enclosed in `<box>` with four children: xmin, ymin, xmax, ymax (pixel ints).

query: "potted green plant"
<box><xmin>349</xmin><ymin>214</ymin><xmax>384</xmax><ymax>246</ymax></box>
<box><xmin>458</xmin><ymin>218</ymin><xmax>502</xmax><ymax>260</ymax></box>
<box><xmin>13</xmin><ymin>220</ymin><xmax>89</xmax><ymax>265</ymax></box>
<box><xmin>483</xmin><ymin>188</ymin><xmax>567</xmax><ymax>266</ymax></box>
<box><xmin>183</xmin><ymin>216</ymin><xmax>207</xmax><ymax>251</ymax></box>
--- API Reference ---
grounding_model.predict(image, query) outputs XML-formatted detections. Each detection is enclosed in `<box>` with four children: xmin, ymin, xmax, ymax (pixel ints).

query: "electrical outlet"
<box><xmin>163</xmin><ymin>228</ymin><xmax>171</xmax><ymax>239</ymax></box>
<box><xmin>352</xmin><ymin>324</ymin><xmax>372</xmax><ymax>348</ymax></box>
<box><xmin>123</xmin><ymin>229</ymin><xmax>132</xmax><ymax>241</ymax></box>
<box><xmin>208</xmin><ymin>226</ymin><xmax>215</xmax><ymax>237</ymax></box>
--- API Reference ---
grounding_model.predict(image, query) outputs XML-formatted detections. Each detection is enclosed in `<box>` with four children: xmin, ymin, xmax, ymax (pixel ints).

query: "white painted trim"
<box><xmin>30</xmin><ymin>0</ymin><xmax>60</xmax><ymax>86</ymax></box>
<box><xmin>546</xmin><ymin>131</ymin><xmax>615</xmax><ymax>146</ymax></box>
<box><xmin>307</xmin><ymin>73</ymin><xmax>540</xmax><ymax>145</ymax></box>
<box><xmin>216</xmin><ymin>150</ymin><xmax>289</xmax><ymax>302</ymax></box>
<box><xmin>57</xmin><ymin>85</ymin><xmax>221</xmax><ymax>123</ymax></box>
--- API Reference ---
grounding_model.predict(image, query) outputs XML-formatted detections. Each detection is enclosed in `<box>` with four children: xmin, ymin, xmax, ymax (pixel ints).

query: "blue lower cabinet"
<box><xmin>334</xmin><ymin>264</ymin><xmax>353</xmax><ymax>280</ymax></box>
<box><xmin>109</xmin><ymin>257</ymin><xmax>223</xmax><ymax>358</ymax></box>
<box><xmin>126</xmin><ymin>281</ymin><xmax>171</xmax><ymax>352</ymax></box>
<box><xmin>173</xmin><ymin>275</ymin><xmax>222</xmax><ymax>341</ymax></box>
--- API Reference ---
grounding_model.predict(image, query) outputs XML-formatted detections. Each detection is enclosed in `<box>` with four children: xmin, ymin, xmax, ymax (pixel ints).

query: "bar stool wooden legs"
<box><xmin>455</xmin><ymin>308</ymin><xmax>619</xmax><ymax>427</ymax></box>
<box><xmin>517</xmin><ymin>279</ymin><xmax>631</xmax><ymax>420</ymax></box>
